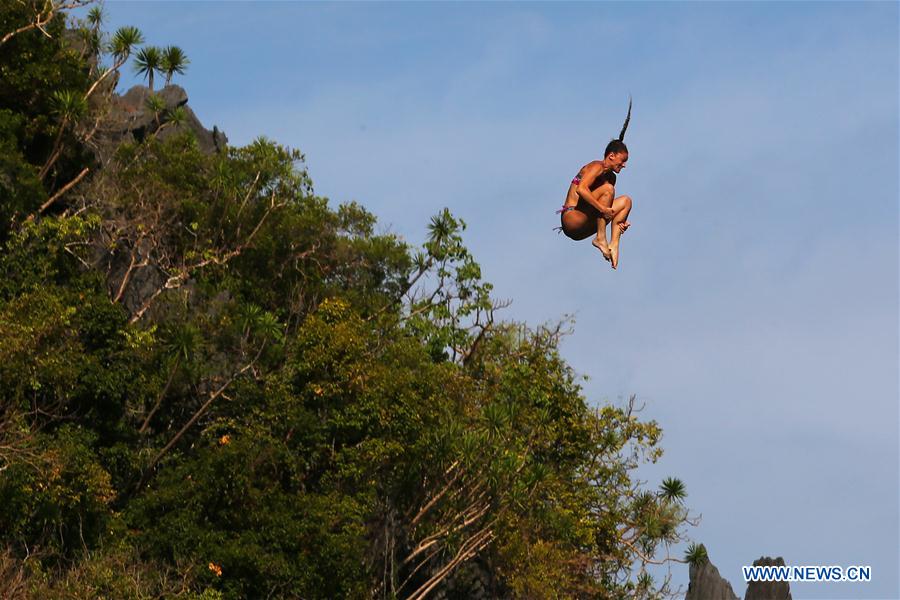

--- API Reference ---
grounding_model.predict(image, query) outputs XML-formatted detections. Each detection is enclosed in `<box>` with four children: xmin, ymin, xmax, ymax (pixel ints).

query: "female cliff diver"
<box><xmin>558</xmin><ymin>100</ymin><xmax>633</xmax><ymax>269</ymax></box>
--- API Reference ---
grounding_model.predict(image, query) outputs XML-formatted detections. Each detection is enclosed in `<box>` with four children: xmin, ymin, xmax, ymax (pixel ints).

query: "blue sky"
<box><xmin>89</xmin><ymin>2</ymin><xmax>898</xmax><ymax>597</ymax></box>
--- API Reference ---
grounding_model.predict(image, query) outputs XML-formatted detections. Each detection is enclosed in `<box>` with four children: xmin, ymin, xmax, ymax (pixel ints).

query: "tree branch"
<box><xmin>410</xmin><ymin>461</ymin><xmax>460</xmax><ymax>527</ymax></box>
<box><xmin>406</xmin><ymin>526</ymin><xmax>495</xmax><ymax>600</ymax></box>
<box><xmin>138</xmin><ymin>355</ymin><xmax>180</xmax><ymax>434</ymax></box>
<box><xmin>26</xmin><ymin>167</ymin><xmax>90</xmax><ymax>222</ymax></box>
<box><xmin>137</xmin><ymin>343</ymin><xmax>264</xmax><ymax>489</ymax></box>
<box><xmin>0</xmin><ymin>0</ymin><xmax>91</xmax><ymax>47</ymax></box>
<box><xmin>126</xmin><ymin>195</ymin><xmax>280</xmax><ymax>323</ymax></box>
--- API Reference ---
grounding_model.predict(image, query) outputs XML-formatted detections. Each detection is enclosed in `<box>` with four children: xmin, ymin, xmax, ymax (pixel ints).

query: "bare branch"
<box><xmin>371</xmin><ymin>257</ymin><xmax>434</xmax><ymax>321</ymax></box>
<box><xmin>124</xmin><ymin>193</ymin><xmax>282</xmax><ymax>323</ymax></box>
<box><xmin>396</xmin><ymin>545</ymin><xmax>442</xmax><ymax>595</ymax></box>
<box><xmin>26</xmin><ymin>166</ymin><xmax>90</xmax><ymax>222</ymax></box>
<box><xmin>83</xmin><ymin>55</ymin><xmax>126</xmax><ymax>100</ymax></box>
<box><xmin>138</xmin><ymin>342</ymin><xmax>265</xmax><ymax>489</ymax></box>
<box><xmin>233</xmin><ymin>171</ymin><xmax>262</xmax><ymax>237</ymax></box>
<box><xmin>138</xmin><ymin>356</ymin><xmax>180</xmax><ymax>434</ymax></box>
<box><xmin>410</xmin><ymin>461</ymin><xmax>460</xmax><ymax>527</ymax></box>
<box><xmin>402</xmin><ymin>498</ymin><xmax>491</xmax><ymax>568</ymax></box>
<box><xmin>0</xmin><ymin>0</ymin><xmax>92</xmax><ymax>46</ymax></box>
<box><xmin>620</xmin><ymin>537</ymin><xmax>687</xmax><ymax>567</ymax></box>
<box><xmin>406</xmin><ymin>526</ymin><xmax>495</xmax><ymax>600</ymax></box>
<box><xmin>63</xmin><ymin>242</ymin><xmax>92</xmax><ymax>269</ymax></box>
<box><xmin>112</xmin><ymin>234</ymin><xmax>149</xmax><ymax>304</ymax></box>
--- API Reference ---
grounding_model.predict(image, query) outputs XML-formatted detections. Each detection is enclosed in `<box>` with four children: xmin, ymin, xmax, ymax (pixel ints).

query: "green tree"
<box><xmin>109</xmin><ymin>25</ymin><xmax>144</xmax><ymax>63</ymax></box>
<box><xmin>0</xmin><ymin>0</ymin><xmax>94</xmax><ymax>230</ymax></box>
<box><xmin>80</xmin><ymin>24</ymin><xmax>145</xmax><ymax>99</ymax></box>
<box><xmin>39</xmin><ymin>89</ymin><xmax>87</xmax><ymax>180</ymax></box>
<box><xmin>0</xmin><ymin>0</ymin><xmax>92</xmax><ymax>48</ymax></box>
<box><xmin>145</xmin><ymin>93</ymin><xmax>166</xmax><ymax>130</ymax></box>
<box><xmin>0</xmin><ymin>5</ymin><xmax>699</xmax><ymax>598</ymax></box>
<box><xmin>161</xmin><ymin>44</ymin><xmax>190</xmax><ymax>86</ymax></box>
<box><xmin>86</xmin><ymin>5</ymin><xmax>103</xmax><ymax>29</ymax></box>
<box><xmin>133</xmin><ymin>45</ymin><xmax>161</xmax><ymax>91</ymax></box>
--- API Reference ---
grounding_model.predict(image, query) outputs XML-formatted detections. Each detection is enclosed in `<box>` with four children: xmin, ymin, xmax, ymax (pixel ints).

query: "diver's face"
<box><xmin>608</xmin><ymin>151</ymin><xmax>629</xmax><ymax>173</ymax></box>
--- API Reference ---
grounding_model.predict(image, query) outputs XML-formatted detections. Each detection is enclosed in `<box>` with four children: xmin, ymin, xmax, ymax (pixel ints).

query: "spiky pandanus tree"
<box><xmin>84</xmin><ymin>25</ymin><xmax>144</xmax><ymax>98</ymax></box>
<box><xmin>39</xmin><ymin>89</ymin><xmax>87</xmax><ymax>180</ymax></box>
<box><xmin>133</xmin><ymin>45</ymin><xmax>162</xmax><ymax>91</ymax></box>
<box><xmin>76</xmin><ymin>5</ymin><xmax>104</xmax><ymax>61</ymax></box>
<box><xmin>145</xmin><ymin>93</ymin><xmax>166</xmax><ymax>129</ymax></box>
<box><xmin>110</xmin><ymin>25</ymin><xmax>144</xmax><ymax>63</ymax></box>
<box><xmin>161</xmin><ymin>45</ymin><xmax>189</xmax><ymax>86</ymax></box>
<box><xmin>26</xmin><ymin>89</ymin><xmax>90</xmax><ymax>219</ymax></box>
<box><xmin>86</xmin><ymin>5</ymin><xmax>103</xmax><ymax>29</ymax></box>
<box><xmin>166</xmin><ymin>106</ymin><xmax>186</xmax><ymax>127</ymax></box>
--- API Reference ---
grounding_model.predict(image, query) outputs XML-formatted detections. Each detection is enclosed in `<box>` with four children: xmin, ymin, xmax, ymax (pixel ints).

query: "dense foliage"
<box><xmin>0</xmin><ymin>3</ymin><xmax>694</xmax><ymax>598</ymax></box>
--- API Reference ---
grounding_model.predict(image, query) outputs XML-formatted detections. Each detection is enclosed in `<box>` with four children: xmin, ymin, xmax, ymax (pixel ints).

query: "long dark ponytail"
<box><xmin>604</xmin><ymin>97</ymin><xmax>632</xmax><ymax>156</ymax></box>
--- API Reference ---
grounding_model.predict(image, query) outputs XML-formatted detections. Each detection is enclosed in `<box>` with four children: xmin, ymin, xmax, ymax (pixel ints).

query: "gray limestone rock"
<box><xmin>99</xmin><ymin>239</ymin><xmax>165</xmax><ymax>318</ymax></box>
<box><xmin>85</xmin><ymin>82</ymin><xmax>228</xmax><ymax>320</ymax></box>
<box><xmin>430</xmin><ymin>560</ymin><xmax>503</xmax><ymax>600</ymax></box>
<box><xmin>744</xmin><ymin>556</ymin><xmax>792</xmax><ymax>600</ymax></box>
<box><xmin>156</xmin><ymin>102</ymin><xmax>227</xmax><ymax>155</ymax></box>
<box><xmin>686</xmin><ymin>557</ymin><xmax>740</xmax><ymax>600</ymax></box>
<box><xmin>92</xmin><ymin>84</ymin><xmax>226</xmax><ymax>164</ymax></box>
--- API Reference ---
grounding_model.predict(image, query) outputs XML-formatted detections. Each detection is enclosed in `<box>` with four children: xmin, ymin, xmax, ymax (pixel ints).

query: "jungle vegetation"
<box><xmin>0</xmin><ymin>2</ymin><xmax>695</xmax><ymax>598</ymax></box>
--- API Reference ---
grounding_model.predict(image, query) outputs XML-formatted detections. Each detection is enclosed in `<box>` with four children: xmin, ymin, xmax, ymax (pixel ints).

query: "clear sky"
<box><xmin>90</xmin><ymin>2</ymin><xmax>899</xmax><ymax>598</ymax></box>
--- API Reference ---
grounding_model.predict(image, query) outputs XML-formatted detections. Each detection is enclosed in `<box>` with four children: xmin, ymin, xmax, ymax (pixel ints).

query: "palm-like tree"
<box><xmin>684</xmin><ymin>542</ymin><xmax>708</xmax><ymax>566</ymax></box>
<box><xmin>138</xmin><ymin>323</ymin><xmax>201</xmax><ymax>434</ymax></box>
<box><xmin>86</xmin><ymin>6</ymin><xmax>104</xmax><ymax>31</ymax></box>
<box><xmin>84</xmin><ymin>6</ymin><xmax>104</xmax><ymax>56</ymax></box>
<box><xmin>85</xmin><ymin>26</ymin><xmax>145</xmax><ymax>100</ymax></box>
<box><xmin>145</xmin><ymin>94</ymin><xmax>166</xmax><ymax>128</ymax></box>
<box><xmin>50</xmin><ymin>89</ymin><xmax>88</xmax><ymax>122</ymax></box>
<box><xmin>658</xmin><ymin>477</ymin><xmax>687</xmax><ymax>503</ymax></box>
<box><xmin>110</xmin><ymin>26</ymin><xmax>144</xmax><ymax>64</ymax></box>
<box><xmin>161</xmin><ymin>45</ymin><xmax>190</xmax><ymax>86</ymax></box>
<box><xmin>39</xmin><ymin>89</ymin><xmax>88</xmax><ymax>180</ymax></box>
<box><xmin>134</xmin><ymin>46</ymin><xmax>162</xmax><ymax>91</ymax></box>
<box><xmin>166</xmin><ymin>106</ymin><xmax>187</xmax><ymax>127</ymax></box>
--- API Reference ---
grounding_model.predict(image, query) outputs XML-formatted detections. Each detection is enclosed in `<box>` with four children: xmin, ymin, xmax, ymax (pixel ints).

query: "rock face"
<box><xmin>92</xmin><ymin>84</ymin><xmax>227</xmax><ymax>164</ymax></box>
<box><xmin>89</xmin><ymin>84</ymin><xmax>227</xmax><ymax>317</ymax></box>
<box><xmin>430</xmin><ymin>561</ymin><xmax>500</xmax><ymax>600</ymax></box>
<box><xmin>686</xmin><ymin>558</ymin><xmax>740</xmax><ymax>600</ymax></box>
<box><xmin>686</xmin><ymin>554</ymin><xmax>793</xmax><ymax>600</ymax></box>
<box><xmin>744</xmin><ymin>556</ymin><xmax>792</xmax><ymax>600</ymax></box>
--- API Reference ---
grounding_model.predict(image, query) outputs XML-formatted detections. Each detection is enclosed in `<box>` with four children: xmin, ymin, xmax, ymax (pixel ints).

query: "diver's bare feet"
<box><xmin>609</xmin><ymin>244</ymin><xmax>619</xmax><ymax>269</ymax></box>
<box><xmin>592</xmin><ymin>237</ymin><xmax>612</xmax><ymax>261</ymax></box>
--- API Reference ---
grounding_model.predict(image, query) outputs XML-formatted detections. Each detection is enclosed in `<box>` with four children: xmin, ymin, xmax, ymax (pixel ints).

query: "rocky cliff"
<box><xmin>687</xmin><ymin>553</ymin><xmax>792</xmax><ymax>600</ymax></box>
<box><xmin>90</xmin><ymin>83</ymin><xmax>227</xmax><ymax>164</ymax></box>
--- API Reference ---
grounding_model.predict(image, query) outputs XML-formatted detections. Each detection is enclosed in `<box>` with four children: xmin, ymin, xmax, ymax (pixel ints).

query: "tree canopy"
<box><xmin>0</xmin><ymin>3</ymin><xmax>695</xmax><ymax>598</ymax></box>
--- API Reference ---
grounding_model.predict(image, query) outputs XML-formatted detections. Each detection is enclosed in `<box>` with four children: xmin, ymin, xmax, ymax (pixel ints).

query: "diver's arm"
<box><xmin>576</xmin><ymin>164</ymin><xmax>615</xmax><ymax>218</ymax></box>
